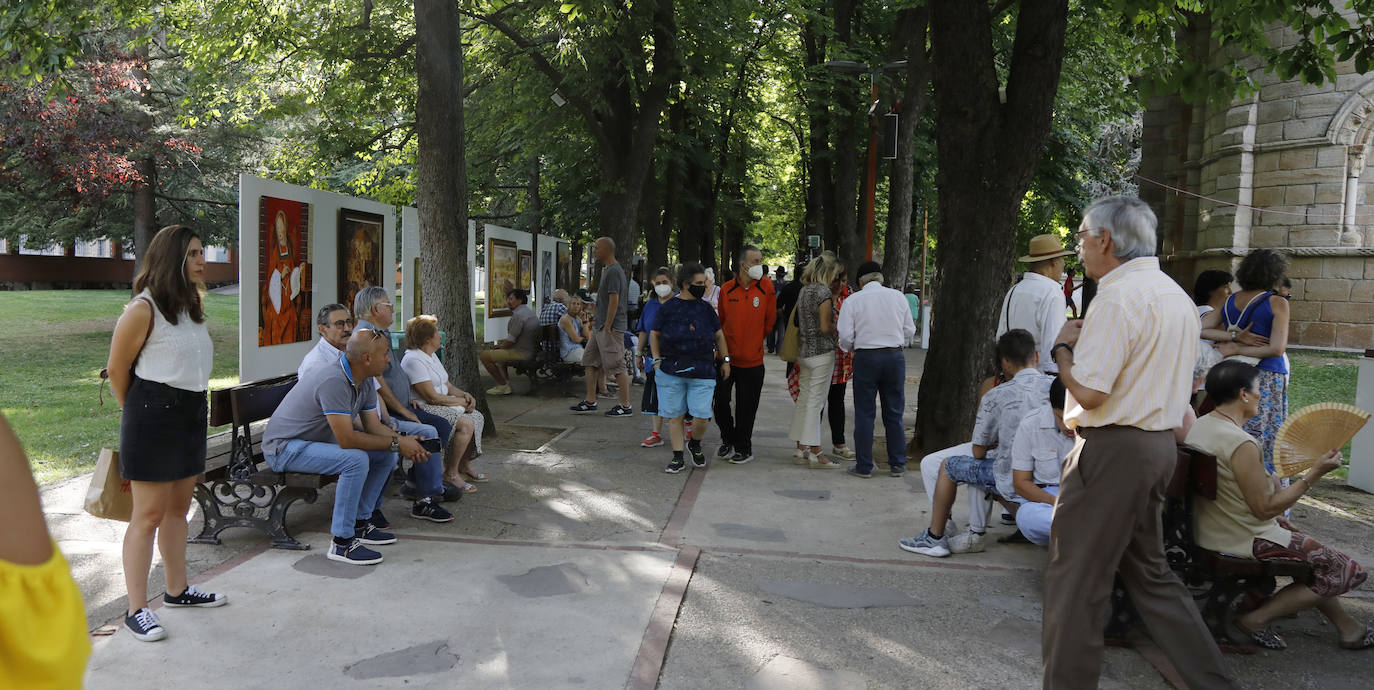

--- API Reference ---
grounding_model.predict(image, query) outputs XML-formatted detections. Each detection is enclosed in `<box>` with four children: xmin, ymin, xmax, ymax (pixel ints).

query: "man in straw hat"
<box><xmin>997</xmin><ymin>233</ymin><xmax>1075</xmax><ymax>374</ymax></box>
<box><xmin>1043</xmin><ymin>197</ymin><xmax>1234</xmax><ymax>688</ymax></box>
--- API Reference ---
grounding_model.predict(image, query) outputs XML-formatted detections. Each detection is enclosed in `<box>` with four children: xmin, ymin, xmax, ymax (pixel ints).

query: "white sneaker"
<box><xmin>948</xmin><ymin>530</ymin><xmax>986</xmax><ymax>554</ymax></box>
<box><xmin>486</xmin><ymin>384</ymin><xmax>512</xmax><ymax>395</ymax></box>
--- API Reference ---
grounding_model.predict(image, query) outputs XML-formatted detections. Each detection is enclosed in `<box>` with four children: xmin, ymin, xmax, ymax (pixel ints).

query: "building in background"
<box><xmin>1144</xmin><ymin>9</ymin><xmax>1374</xmax><ymax>350</ymax></box>
<box><xmin>0</xmin><ymin>238</ymin><xmax>237</xmax><ymax>289</ymax></box>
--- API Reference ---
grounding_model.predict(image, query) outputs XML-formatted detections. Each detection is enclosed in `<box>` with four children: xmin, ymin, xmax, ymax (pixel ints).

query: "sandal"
<box><xmin>461</xmin><ymin>482</ymin><xmax>477</xmax><ymax>494</ymax></box>
<box><xmin>463</xmin><ymin>472</ymin><xmax>489</xmax><ymax>483</ymax></box>
<box><xmin>792</xmin><ymin>448</ymin><xmax>807</xmax><ymax>465</ymax></box>
<box><xmin>1235</xmin><ymin>620</ymin><xmax>1286</xmax><ymax>650</ymax></box>
<box><xmin>806</xmin><ymin>450</ymin><xmax>840</xmax><ymax>469</ymax></box>
<box><xmin>1339</xmin><ymin>625</ymin><xmax>1374</xmax><ymax>650</ymax></box>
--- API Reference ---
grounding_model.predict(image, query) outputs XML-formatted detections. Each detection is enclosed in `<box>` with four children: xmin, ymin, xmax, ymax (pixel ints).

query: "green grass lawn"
<box><xmin>1286</xmin><ymin>349</ymin><xmax>1359</xmax><ymax>479</ymax></box>
<box><xmin>0</xmin><ymin>290</ymin><xmax>241</xmax><ymax>485</ymax></box>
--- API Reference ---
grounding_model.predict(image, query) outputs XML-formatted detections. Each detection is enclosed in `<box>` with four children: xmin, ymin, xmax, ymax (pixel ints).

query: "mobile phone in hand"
<box><xmin>419</xmin><ymin>437</ymin><xmax>442</xmax><ymax>454</ymax></box>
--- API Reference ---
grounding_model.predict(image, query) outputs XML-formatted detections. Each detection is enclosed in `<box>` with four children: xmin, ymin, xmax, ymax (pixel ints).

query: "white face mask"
<box><xmin>746</xmin><ymin>265</ymin><xmax>764</xmax><ymax>281</ymax></box>
<box><xmin>654</xmin><ymin>284</ymin><xmax>671</xmax><ymax>298</ymax></box>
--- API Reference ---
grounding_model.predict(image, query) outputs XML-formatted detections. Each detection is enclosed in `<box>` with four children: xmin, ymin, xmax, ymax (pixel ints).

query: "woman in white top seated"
<box><xmin>1186</xmin><ymin>360</ymin><xmax>1370</xmax><ymax>651</ymax></box>
<box><xmin>558</xmin><ymin>298</ymin><xmax>588</xmax><ymax>364</ymax></box>
<box><xmin>402</xmin><ymin>315</ymin><xmax>486</xmax><ymax>492</ymax></box>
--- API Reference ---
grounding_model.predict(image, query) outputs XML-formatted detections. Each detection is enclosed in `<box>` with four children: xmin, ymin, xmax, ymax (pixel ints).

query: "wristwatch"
<box><xmin>721</xmin><ymin>356</ymin><xmax>732</xmax><ymax>363</ymax></box>
<box><xmin>389</xmin><ymin>436</ymin><xmax>400</xmax><ymax>453</ymax></box>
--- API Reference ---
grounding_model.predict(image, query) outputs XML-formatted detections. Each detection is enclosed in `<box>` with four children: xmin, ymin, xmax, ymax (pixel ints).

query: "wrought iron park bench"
<box><xmin>1105</xmin><ymin>446</ymin><xmax>1314</xmax><ymax>652</ymax></box>
<box><xmin>190</xmin><ymin>374</ymin><xmax>339</xmax><ymax>550</ymax></box>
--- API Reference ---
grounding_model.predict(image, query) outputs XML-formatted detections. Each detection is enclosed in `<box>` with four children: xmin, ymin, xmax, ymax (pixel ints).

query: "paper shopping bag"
<box><xmin>84</xmin><ymin>448</ymin><xmax>132</xmax><ymax>522</ymax></box>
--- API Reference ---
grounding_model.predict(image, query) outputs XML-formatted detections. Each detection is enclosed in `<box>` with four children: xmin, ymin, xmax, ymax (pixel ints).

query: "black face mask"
<box><xmin>687</xmin><ymin>285</ymin><xmax>707</xmax><ymax>299</ymax></box>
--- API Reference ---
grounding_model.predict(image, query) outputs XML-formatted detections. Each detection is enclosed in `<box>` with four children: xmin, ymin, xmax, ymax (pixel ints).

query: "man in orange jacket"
<box><xmin>714</xmin><ymin>245</ymin><xmax>776</xmax><ymax>463</ymax></box>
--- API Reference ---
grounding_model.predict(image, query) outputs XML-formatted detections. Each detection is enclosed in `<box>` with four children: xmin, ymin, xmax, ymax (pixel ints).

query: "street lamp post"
<box><xmin>824</xmin><ymin>59</ymin><xmax>907</xmax><ymax>262</ymax></box>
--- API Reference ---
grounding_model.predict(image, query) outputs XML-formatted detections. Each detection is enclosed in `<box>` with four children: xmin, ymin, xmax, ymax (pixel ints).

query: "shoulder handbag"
<box><xmin>1223</xmin><ymin>291</ymin><xmax>1272</xmax><ymax>366</ymax></box>
<box><xmin>779</xmin><ymin>306</ymin><xmax>801</xmax><ymax>363</ymax></box>
<box><xmin>99</xmin><ymin>295</ymin><xmax>155</xmax><ymax>406</ymax></box>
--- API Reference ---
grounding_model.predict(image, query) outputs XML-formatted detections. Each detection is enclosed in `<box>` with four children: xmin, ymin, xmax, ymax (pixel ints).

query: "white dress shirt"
<box><xmin>996</xmin><ymin>272</ymin><xmax>1067</xmax><ymax>374</ymax></box>
<box><xmin>837</xmin><ymin>281</ymin><xmax>918</xmax><ymax>352</ymax></box>
<box><xmin>1010</xmin><ymin>405</ymin><xmax>1075</xmax><ymax>488</ymax></box>
<box><xmin>1065</xmin><ymin>257</ymin><xmax>1198</xmax><ymax>431</ymax></box>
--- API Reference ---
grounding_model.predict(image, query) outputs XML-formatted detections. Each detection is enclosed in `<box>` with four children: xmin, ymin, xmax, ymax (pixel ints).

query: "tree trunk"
<box><xmin>830</xmin><ymin>0</ymin><xmax>862</xmax><ymax>277</ymax></box>
<box><xmin>913</xmin><ymin>0</ymin><xmax>1069</xmax><ymax>454</ymax></box>
<box><xmin>568</xmin><ymin>239</ymin><xmax>581</xmax><ymax>291</ymax></box>
<box><xmin>414</xmin><ymin>0</ymin><xmax>490</xmax><ymax>432</ymax></box>
<box><xmin>801</xmin><ymin>16</ymin><xmax>835</xmax><ymax>256</ymax></box>
<box><xmin>881</xmin><ymin>7</ymin><xmax>931</xmax><ymax>289</ymax></box>
<box><xmin>641</xmin><ymin>158</ymin><xmax>669</xmax><ymax>270</ymax></box>
<box><xmin>130</xmin><ymin>44</ymin><xmax>156</xmax><ymax>283</ymax></box>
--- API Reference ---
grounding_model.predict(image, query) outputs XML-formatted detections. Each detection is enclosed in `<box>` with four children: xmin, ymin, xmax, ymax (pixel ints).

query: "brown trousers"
<box><xmin>1042</xmin><ymin>426</ymin><xmax>1236</xmax><ymax>689</ymax></box>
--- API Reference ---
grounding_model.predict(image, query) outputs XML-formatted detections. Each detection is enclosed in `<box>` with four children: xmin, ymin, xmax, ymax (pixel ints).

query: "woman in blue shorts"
<box><xmin>649</xmin><ymin>263</ymin><xmax>732</xmax><ymax>473</ymax></box>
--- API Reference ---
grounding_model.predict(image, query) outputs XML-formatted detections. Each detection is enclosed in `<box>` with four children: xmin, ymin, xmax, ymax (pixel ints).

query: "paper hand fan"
<box><xmin>1272</xmin><ymin>403</ymin><xmax>1371</xmax><ymax>478</ymax></box>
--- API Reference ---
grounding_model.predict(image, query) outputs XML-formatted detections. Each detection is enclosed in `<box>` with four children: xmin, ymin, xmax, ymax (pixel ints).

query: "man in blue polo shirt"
<box><xmin>262</xmin><ymin>330</ymin><xmax>441</xmax><ymax>565</ymax></box>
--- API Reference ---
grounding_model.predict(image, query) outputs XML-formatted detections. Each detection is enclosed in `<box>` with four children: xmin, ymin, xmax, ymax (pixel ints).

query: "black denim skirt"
<box><xmin>118</xmin><ymin>374</ymin><xmax>208</xmax><ymax>482</ymax></box>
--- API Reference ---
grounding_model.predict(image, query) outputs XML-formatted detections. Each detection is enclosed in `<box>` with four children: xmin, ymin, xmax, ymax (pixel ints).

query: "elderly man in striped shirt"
<box><xmin>1041</xmin><ymin>197</ymin><xmax>1235</xmax><ymax>689</ymax></box>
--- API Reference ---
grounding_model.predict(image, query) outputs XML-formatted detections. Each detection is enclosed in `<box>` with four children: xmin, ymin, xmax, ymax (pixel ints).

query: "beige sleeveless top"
<box><xmin>1185</xmin><ymin>415</ymin><xmax>1290</xmax><ymax>557</ymax></box>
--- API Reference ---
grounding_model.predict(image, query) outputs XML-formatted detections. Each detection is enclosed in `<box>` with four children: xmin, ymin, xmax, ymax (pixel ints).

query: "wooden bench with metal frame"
<box><xmin>1105</xmin><ymin>446</ymin><xmax>1314</xmax><ymax>652</ymax></box>
<box><xmin>189</xmin><ymin>374</ymin><xmax>339</xmax><ymax>551</ymax></box>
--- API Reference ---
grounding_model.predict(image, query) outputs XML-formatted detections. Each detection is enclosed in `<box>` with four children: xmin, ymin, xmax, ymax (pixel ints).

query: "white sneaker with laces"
<box><xmin>948</xmin><ymin>530</ymin><xmax>986</xmax><ymax>554</ymax></box>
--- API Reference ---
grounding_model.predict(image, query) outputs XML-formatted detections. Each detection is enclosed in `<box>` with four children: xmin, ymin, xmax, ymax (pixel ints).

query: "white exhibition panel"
<box><xmin>534</xmin><ymin>233</ymin><xmax>563</xmax><ymax>313</ymax></box>
<box><xmin>1352</xmin><ymin>354</ymin><xmax>1374</xmax><ymax>493</ymax></box>
<box><xmin>238</xmin><ymin>173</ymin><xmax>395</xmax><ymax>381</ymax></box>
<box><xmin>481</xmin><ymin>224</ymin><xmax>531</xmax><ymax>344</ymax></box>
<box><xmin>401</xmin><ymin>205</ymin><xmax>419</xmax><ymax>322</ymax></box>
<box><xmin>399</xmin><ymin>211</ymin><xmax>479</xmax><ymax>332</ymax></box>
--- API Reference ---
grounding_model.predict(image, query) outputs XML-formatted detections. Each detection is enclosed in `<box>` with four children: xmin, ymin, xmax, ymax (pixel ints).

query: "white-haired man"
<box><xmin>1042</xmin><ymin>197</ymin><xmax>1234</xmax><ymax>688</ymax></box>
<box><xmin>836</xmin><ymin>260</ymin><xmax>917</xmax><ymax>479</ymax></box>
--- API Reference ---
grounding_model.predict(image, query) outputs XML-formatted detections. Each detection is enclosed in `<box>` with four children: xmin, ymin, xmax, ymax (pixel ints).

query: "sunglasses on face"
<box><xmin>330</xmin><ymin>319</ymin><xmax>355</xmax><ymax>328</ymax></box>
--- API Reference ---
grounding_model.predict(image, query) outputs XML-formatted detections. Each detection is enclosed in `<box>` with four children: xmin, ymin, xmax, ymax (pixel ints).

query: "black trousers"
<box><xmin>824</xmin><ymin>381</ymin><xmax>846</xmax><ymax>446</ymax></box>
<box><xmin>714</xmin><ymin>363</ymin><xmax>765</xmax><ymax>451</ymax></box>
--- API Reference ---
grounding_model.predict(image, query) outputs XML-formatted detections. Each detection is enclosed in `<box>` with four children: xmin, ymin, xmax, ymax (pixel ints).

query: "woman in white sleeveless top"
<box><xmin>400</xmin><ymin>315</ymin><xmax>484</xmax><ymax>493</ymax></box>
<box><xmin>105</xmin><ymin>225</ymin><xmax>224</xmax><ymax>643</ymax></box>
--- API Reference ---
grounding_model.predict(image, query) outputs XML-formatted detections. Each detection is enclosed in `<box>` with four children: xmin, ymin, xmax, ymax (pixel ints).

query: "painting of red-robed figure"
<box><xmin>259</xmin><ymin>196</ymin><xmax>312</xmax><ymax>347</ymax></box>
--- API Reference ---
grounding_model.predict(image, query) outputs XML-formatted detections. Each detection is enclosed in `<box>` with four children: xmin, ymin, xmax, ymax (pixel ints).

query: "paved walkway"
<box><xmin>49</xmin><ymin>348</ymin><xmax>1374</xmax><ymax>688</ymax></box>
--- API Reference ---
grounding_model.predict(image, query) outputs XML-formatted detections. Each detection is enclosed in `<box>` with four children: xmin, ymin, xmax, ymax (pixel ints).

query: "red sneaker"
<box><xmin>640</xmin><ymin>432</ymin><xmax>665</xmax><ymax>448</ymax></box>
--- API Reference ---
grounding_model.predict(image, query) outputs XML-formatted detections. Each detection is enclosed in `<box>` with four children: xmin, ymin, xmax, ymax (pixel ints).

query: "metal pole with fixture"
<box><xmin>823</xmin><ymin>59</ymin><xmax>908</xmax><ymax>262</ymax></box>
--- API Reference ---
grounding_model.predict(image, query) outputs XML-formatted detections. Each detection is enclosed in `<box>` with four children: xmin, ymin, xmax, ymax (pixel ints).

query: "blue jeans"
<box><xmin>411</xmin><ymin>407</ymin><xmax>453</xmax><ymax>444</ymax></box>
<box><xmin>266</xmin><ymin>440</ymin><xmax>395</xmax><ymax>539</ymax></box>
<box><xmin>395</xmin><ymin>420</ymin><xmax>443</xmax><ymax>500</ymax></box>
<box><xmin>852</xmin><ymin>349</ymin><xmax>906</xmax><ymax>474</ymax></box>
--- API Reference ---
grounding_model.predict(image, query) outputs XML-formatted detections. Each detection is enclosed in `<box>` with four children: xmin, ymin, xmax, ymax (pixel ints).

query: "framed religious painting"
<box><xmin>258</xmin><ymin>196</ymin><xmax>312</xmax><ymax>347</ymax></box>
<box><xmin>517</xmin><ymin>249</ymin><xmax>533</xmax><ymax>293</ymax></box>
<box><xmin>338</xmin><ymin>208</ymin><xmax>384</xmax><ymax>317</ymax></box>
<box><xmin>556</xmin><ymin>240</ymin><xmax>571</xmax><ymax>292</ymax></box>
<box><xmin>540</xmin><ymin>249</ymin><xmax>554</xmax><ymax>305</ymax></box>
<box><xmin>487</xmin><ymin>238</ymin><xmax>518</xmax><ymax>317</ymax></box>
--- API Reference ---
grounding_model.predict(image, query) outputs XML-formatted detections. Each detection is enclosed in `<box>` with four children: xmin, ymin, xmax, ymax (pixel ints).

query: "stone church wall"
<box><xmin>1143</xmin><ymin>11</ymin><xmax>1374</xmax><ymax>349</ymax></box>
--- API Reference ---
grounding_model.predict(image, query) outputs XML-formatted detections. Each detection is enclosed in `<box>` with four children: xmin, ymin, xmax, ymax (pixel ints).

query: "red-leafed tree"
<box><xmin>0</xmin><ymin>38</ymin><xmax>243</xmax><ymax>270</ymax></box>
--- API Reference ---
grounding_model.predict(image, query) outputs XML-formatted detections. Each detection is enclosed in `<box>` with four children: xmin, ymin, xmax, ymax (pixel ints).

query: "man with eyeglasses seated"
<box><xmin>299</xmin><ymin>304</ymin><xmax>458</xmax><ymax>515</ymax></box>
<box><xmin>264</xmin><ymin>329</ymin><xmax>444</xmax><ymax>565</ymax></box>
